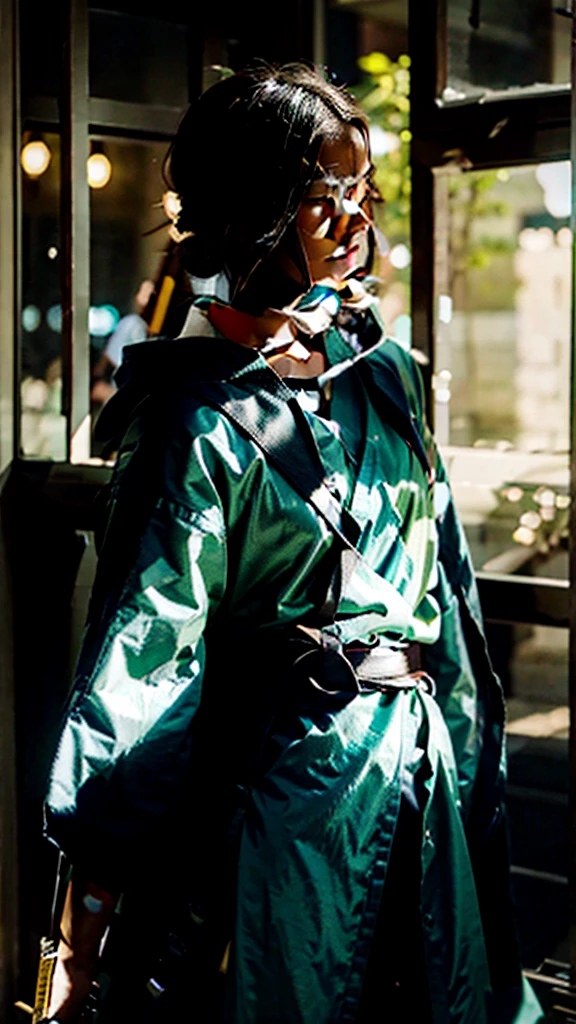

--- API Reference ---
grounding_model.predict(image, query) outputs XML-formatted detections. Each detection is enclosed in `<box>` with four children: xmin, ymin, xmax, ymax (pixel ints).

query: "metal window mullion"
<box><xmin>1</xmin><ymin>0</ymin><xmax>18</xmax><ymax>470</ymax></box>
<box><xmin>410</xmin><ymin>159</ymin><xmax>435</xmax><ymax>412</ymax></box>
<box><xmin>409</xmin><ymin>0</ymin><xmax>439</xmax><ymax>416</ymax></box>
<box><xmin>0</xmin><ymin>1</ymin><xmax>20</xmax><ymax>1016</ymax></box>
<box><xmin>568</xmin><ymin>0</ymin><xmax>576</xmax><ymax>988</ymax></box>
<box><xmin>60</xmin><ymin>0</ymin><xmax>90</xmax><ymax>463</ymax></box>
<box><xmin>13</xmin><ymin>0</ymin><xmax>21</xmax><ymax>464</ymax></box>
<box><xmin>312</xmin><ymin>0</ymin><xmax>326</xmax><ymax>70</ymax></box>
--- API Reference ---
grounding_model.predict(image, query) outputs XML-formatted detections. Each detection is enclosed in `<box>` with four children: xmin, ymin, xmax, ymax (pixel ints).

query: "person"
<box><xmin>90</xmin><ymin>279</ymin><xmax>155</xmax><ymax>406</ymax></box>
<box><xmin>43</xmin><ymin>65</ymin><xmax>543</xmax><ymax>1023</ymax></box>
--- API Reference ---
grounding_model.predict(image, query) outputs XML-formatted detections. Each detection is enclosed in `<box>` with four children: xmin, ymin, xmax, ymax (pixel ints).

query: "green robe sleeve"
<box><xmin>45</xmin><ymin>428</ymin><xmax>227</xmax><ymax>882</ymax></box>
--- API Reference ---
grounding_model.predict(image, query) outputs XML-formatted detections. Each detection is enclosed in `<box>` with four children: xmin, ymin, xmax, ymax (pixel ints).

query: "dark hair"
<box><xmin>165</xmin><ymin>64</ymin><xmax>368</xmax><ymax>312</ymax></box>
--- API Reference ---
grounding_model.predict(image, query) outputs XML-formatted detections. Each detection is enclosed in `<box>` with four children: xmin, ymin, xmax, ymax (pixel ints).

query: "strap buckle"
<box><xmin>357</xmin><ymin>669</ymin><xmax>436</xmax><ymax>699</ymax></box>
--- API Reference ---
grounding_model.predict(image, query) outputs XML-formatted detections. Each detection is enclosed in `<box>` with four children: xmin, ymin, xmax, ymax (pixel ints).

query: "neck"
<box><xmin>249</xmin><ymin>310</ymin><xmax>296</xmax><ymax>349</ymax></box>
<box><xmin>207</xmin><ymin>302</ymin><xmax>296</xmax><ymax>350</ymax></box>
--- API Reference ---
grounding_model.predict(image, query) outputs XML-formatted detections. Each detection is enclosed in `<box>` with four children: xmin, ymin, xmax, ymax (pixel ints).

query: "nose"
<box><xmin>342</xmin><ymin>197</ymin><xmax>361</xmax><ymax>216</ymax></box>
<box><xmin>331</xmin><ymin>200</ymin><xmax>369</xmax><ymax>245</ymax></box>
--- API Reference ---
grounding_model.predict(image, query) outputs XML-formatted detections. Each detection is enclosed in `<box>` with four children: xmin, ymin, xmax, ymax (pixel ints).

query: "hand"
<box><xmin>46</xmin><ymin>871</ymin><xmax>118</xmax><ymax>1022</ymax></box>
<box><xmin>46</xmin><ymin>940</ymin><xmax>95</xmax><ymax>1022</ymax></box>
<box><xmin>90</xmin><ymin>379</ymin><xmax>116</xmax><ymax>405</ymax></box>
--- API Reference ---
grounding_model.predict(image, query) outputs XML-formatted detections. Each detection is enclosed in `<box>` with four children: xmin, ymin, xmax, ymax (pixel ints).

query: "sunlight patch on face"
<box><xmin>297</xmin><ymin>124</ymin><xmax>375</xmax><ymax>285</ymax></box>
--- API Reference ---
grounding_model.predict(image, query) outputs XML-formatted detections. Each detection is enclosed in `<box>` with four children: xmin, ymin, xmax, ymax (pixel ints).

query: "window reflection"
<box><xmin>352</xmin><ymin>51</ymin><xmax>412</xmax><ymax>343</ymax></box>
<box><xmin>89</xmin><ymin>137</ymin><xmax>188</xmax><ymax>453</ymax></box>
<box><xmin>89</xmin><ymin>9</ymin><xmax>188</xmax><ymax>107</ymax></box>
<box><xmin>327</xmin><ymin>0</ymin><xmax>411</xmax><ymax>341</ymax></box>
<box><xmin>89</xmin><ymin>137</ymin><xmax>170</xmax><ymax>334</ymax></box>
<box><xmin>19</xmin><ymin>1</ymin><xmax>61</xmax><ymax>100</ymax></box>
<box><xmin>435</xmin><ymin>163</ymin><xmax>571</xmax><ymax>577</ymax></box>
<box><xmin>444</xmin><ymin>0</ymin><xmax>571</xmax><ymax>103</ymax></box>
<box><xmin>20</xmin><ymin>132</ymin><xmax>182</xmax><ymax>460</ymax></box>
<box><xmin>20</xmin><ymin>131</ymin><xmax>67</xmax><ymax>460</ymax></box>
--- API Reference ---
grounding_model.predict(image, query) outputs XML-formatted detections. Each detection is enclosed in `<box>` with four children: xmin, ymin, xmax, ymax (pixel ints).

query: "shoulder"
<box><xmin>362</xmin><ymin>316</ymin><xmax>426</xmax><ymax>418</ymax></box>
<box><xmin>383</xmin><ymin>337</ymin><xmax>426</xmax><ymax>408</ymax></box>
<box><xmin>167</xmin><ymin>391</ymin><xmax>266</xmax><ymax>478</ymax></box>
<box><xmin>124</xmin><ymin>370</ymin><xmax>290</xmax><ymax>518</ymax></box>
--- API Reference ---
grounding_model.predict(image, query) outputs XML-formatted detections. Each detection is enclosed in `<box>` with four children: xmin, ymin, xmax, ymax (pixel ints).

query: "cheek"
<box><xmin>297</xmin><ymin>203</ymin><xmax>332</xmax><ymax>240</ymax></box>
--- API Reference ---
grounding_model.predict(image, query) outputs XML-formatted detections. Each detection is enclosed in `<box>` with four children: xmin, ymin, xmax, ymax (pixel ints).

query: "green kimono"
<box><xmin>45</xmin><ymin>306</ymin><xmax>542</xmax><ymax>1024</ymax></box>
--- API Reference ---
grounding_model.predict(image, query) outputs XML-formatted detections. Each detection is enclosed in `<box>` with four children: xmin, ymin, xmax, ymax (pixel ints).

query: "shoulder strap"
<box><xmin>93</xmin><ymin>363</ymin><xmax>365</xmax><ymax>637</ymax></box>
<box><xmin>355</xmin><ymin>344</ymin><xmax>432</xmax><ymax>482</ymax></box>
<box><xmin>192</xmin><ymin>377</ymin><xmax>365</xmax><ymax>627</ymax></box>
<box><xmin>193</xmin><ymin>375</ymin><xmax>363</xmax><ymax>556</ymax></box>
<box><xmin>323</xmin><ymin>313</ymin><xmax>432</xmax><ymax>482</ymax></box>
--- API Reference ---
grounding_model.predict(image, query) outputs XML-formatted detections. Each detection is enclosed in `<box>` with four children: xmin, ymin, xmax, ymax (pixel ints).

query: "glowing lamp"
<box><xmin>87</xmin><ymin>152</ymin><xmax>112</xmax><ymax>190</ymax></box>
<box><xmin>21</xmin><ymin>139</ymin><xmax>52</xmax><ymax>178</ymax></box>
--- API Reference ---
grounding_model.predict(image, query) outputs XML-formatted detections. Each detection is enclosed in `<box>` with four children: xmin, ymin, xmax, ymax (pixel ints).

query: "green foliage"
<box><xmin>353</xmin><ymin>52</ymin><xmax>511</xmax><ymax>299</ymax></box>
<box><xmin>353</xmin><ymin>52</ymin><xmax>412</xmax><ymax>257</ymax></box>
<box><xmin>448</xmin><ymin>171</ymin><xmax>513</xmax><ymax>293</ymax></box>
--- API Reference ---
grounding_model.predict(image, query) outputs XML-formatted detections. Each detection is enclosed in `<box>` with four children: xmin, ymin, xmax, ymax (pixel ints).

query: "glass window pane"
<box><xmin>485</xmin><ymin>623</ymin><xmax>569</xmax><ymax>966</ymax></box>
<box><xmin>325</xmin><ymin>1</ymin><xmax>411</xmax><ymax>337</ymax></box>
<box><xmin>20</xmin><ymin>130</ymin><xmax>67</xmax><ymax>460</ymax></box>
<box><xmin>443</xmin><ymin>0</ymin><xmax>570</xmax><ymax>103</ymax></box>
<box><xmin>89</xmin><ymin>136</ymin><xmax>181</xmax><ymax>452</ymax></box>
<box><xmin>328</xmin><ymin>1</ymin><xmax>411</xmax><ymax>339</ymax></box>
<box><xmin>434</xmin><ymin>163</ymin><xmax>571</xmax><ymax>577</ymax></box>
<box><xmin>20</xmin><ymin>1</ymin><xmax>62</xmax><ymax>100</ymax></box>
<box><xmin>352</xmin><ymin>51</ymin><xmax>412</xmax><ymax>344</ymax></box>
<box><xmin>89</xmin><ymin>9</ymin><xmax>188</xmax><ymax>106</ymax></box>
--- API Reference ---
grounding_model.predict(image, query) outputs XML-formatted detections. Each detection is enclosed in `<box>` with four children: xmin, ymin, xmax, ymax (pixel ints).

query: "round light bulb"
<box><xmin>87</xmin><ymin>152</ymin><xmax>112</xmax><ymax>189</ymax></box>
<box><xmin>21</xmin><ymin>139</ymin><xmax>52</xmax><ymax>178</ymax></box>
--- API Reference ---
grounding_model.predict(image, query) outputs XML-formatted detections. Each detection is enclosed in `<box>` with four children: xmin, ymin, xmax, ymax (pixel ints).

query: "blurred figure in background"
<box><xmin>91</xmin><ymin>279</ymin><xmax>155</xmax><ymax>405</ymax></box>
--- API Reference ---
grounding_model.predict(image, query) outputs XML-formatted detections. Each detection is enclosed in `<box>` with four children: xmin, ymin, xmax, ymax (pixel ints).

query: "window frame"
<box><xmin>17</xmin><ymin>0</ymin><xmax>319</xmax><ymax>465</ymax></box>
<box><xmin>19</xmin><ymin>0</ymin><xmax>191</xmax><ymax>463</ymax></box>
<box><xmin>409</xmin><ymin>0</ymin><xmax>576</xmax><ymax>987</ymax></box>
<box><xmin>409</xmin><ymin>0</ymin><xmax>572</xmax><ymax>631</ymax></box>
